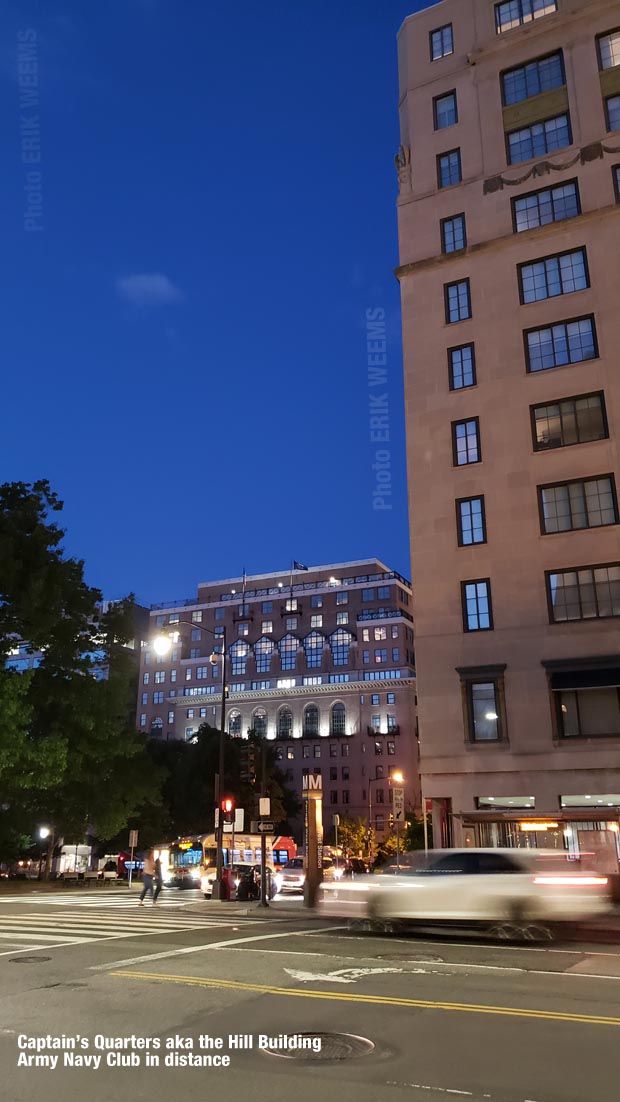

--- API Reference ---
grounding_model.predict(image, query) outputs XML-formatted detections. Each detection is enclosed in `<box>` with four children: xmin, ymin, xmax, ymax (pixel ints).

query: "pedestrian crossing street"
<box><xmin>0</xmin><ymin>892</ymin><xmax>254</xmax><ymax>956</ymax></box>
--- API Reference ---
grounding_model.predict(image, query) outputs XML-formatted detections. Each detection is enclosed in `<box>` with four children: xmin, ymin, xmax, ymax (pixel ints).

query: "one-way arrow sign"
<box><xmin>256</xmin><ymin>822</ymin><xmax>274</xmax><ymax>833</ymax></box>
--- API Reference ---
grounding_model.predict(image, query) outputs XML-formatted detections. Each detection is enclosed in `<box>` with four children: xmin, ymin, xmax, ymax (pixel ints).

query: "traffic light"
<box><xmin>240</xmin><ymin>741</ymin><xmax>257</xmax><ymax>784</ymax></box>
<box><xmin>221</xmin><ymin>797</ymin><xmax>235</xmax><ymax>825</ymax></box>
<box><xmin>389</xmin><ymin>813</ymin><xmax>395</xmax><ymax>829</ymax></box>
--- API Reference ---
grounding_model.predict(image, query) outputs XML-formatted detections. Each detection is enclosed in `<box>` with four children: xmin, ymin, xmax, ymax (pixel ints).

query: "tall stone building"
<box><xmin>397</xmin><ymin>0</ymin><xmax>620</xmax><ymax>867</ymax></box>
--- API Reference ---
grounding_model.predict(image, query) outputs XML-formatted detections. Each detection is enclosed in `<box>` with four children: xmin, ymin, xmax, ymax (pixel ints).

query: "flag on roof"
<box><xmin>293</xmin><ymin>561</ymin><xmax>308</xmax><ymax>571</ymax></box>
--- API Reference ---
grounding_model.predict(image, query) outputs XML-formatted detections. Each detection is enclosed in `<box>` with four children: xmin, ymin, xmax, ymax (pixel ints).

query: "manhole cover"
<box><xmin>10</xmin><ymin>956</ymin><xmax>51</xmax><ymax>964</ymax></box>
<box><xmin>263</xmin><ymin>1032</ymin><xmax>375</xmax><ymax>1061</ymax></box>
<box><xmin>377</xmin><ymin>952</ymin><xmax>444</xmax><ymax>963</ymax></box>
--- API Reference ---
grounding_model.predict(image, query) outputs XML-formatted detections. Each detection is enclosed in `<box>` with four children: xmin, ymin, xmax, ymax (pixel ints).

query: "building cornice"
<box><xmin>171</xmin><ymin>674</ymin><xmax>416</xmax><ymax>707</ymax></box>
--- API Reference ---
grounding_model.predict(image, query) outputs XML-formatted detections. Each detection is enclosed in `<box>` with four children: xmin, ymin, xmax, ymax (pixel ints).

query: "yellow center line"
<box><xmin>109</xmin><ymin>970</ymin><xmax>620</xmax><ymax>1027</ymax></box>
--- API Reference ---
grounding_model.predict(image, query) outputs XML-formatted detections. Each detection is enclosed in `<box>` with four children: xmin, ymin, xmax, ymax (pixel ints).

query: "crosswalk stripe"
<box><xmin>0</xmin><ymin>931</ymin><xmax>92</xmax><ymax>943</ymax></box>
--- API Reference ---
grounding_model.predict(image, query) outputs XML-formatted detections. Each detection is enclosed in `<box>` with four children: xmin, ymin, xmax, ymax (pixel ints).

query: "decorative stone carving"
<box><xmin>394</xmin><ymin>144</ymin><xmax>412</xmax><ymax>192</ymax></box>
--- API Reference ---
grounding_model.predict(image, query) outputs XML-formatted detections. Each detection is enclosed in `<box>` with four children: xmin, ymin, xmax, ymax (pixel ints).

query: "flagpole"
<box><xmin>289</xmin><ymin>559</ymin><xmax>294</xmax><ymax>598</ymax></box>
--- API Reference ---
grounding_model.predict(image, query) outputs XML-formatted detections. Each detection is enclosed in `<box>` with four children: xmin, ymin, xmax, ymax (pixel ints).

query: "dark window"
<box><xmin>477</xmin><ymin>853</ymin><xmax>521</xmax><ymax>872</ymax></box>
<box><xmin>519</xmin><ymin>248</ymin><xmax>588</xmax><ymax>304</ymax></box>
<box><xmin>495</xmin><ymin>1</ymin><xmax>557</xmax><ymax>35</ymax></box>
<box><xmin>277</xmin><ymin>707</ymin><xmax>292</xmax><ymax>738</ymax></box>
<box><xmin>605</xmin><ymin>95</ymin><xmax>620</xmax><ymax>131</ymax></box>
<box><xmin>434</xmin><ymin>90</ymin><xmax>458</xmax><ymax>129</ymax></box>
<box><xmin>449</xmin><ymin>343</ymin><xmax>476</xmax><ymax>389</ymax></box>
<box><xmin>614</xmin><ymin>165</ymin><xmax>620</xmax><ymax>201</ymax></box>
<box><xmin>461</xmin><ymin>579</ymin><xmax>493</xmax><ymax>631</ymax></box>
<box><xmin>445</xmin><ymin>279</ymin><xmax>471</xmax><ymax>323</ymax></box>
<box><xmin>507</xmin><ymin>114</ymin><xmax>571</xmax><ymax>165</ymax></box>
<box><xmin>452</xmin><ymin>418</ymin><xmax>481</xmax><ymax>466</ymax></box>
<box><xmin>329</xmin><ymin>767</ymin><xmax>337</xmax><ymax>781</ymax></box>
<box><xmin>513</xmin><ymin>180</ymin><xmax>580</xmax><ymax>232</ymax></box>
<box><xmin>311</xmin><ymin>595</ymin><xmax>323</xmax><ymax>608</ymax></box>
<box><xmin>531</xmin><ymin>392</ymin><xmax>607</xmax><ymax>450</ymax></box>
<box><xmin>466</xmin><ymin>681</ymin><xmax>502</xmax><ymax>741</ymax></box>
<box><xmin>539</xmin><ymin>476</ymin><xmax>617</xmax><ymax>534</ymax></box>
<box><xmin>525</xmin><ymin>315</ymin><xmax>597</xmax><ymax>372</ymax></box>
<box><xmin>441</xmin><ymin>214</ymin><xmax>466</xmax><ymax>253</ymax></box>
<box><xmin>303</xmin><ymin>705</ymin><xmax>319</xmax><ymax>737</ymax></box>
<box><xmin>362</xmin><ymin>588</ymin><xmax>375</xmax><ymax>601</ymax></box>
<box><xmin>502</xmin><ymin>51</ymin><xmax>564</xmax><ymax>105</ymax></box>
<box><xmin>437</xmin><ymin>149</ymin><xmax>462</xmax><ymax>188</ymax></box>
<box><xmin>262</xmin><ymin>601</ymin><xmax>273</xmax><ymax>613</ymax></box>
<box><xmin>457</xmin><ymin>496</ymin><xmax>487</xmax><ymax>545</ymax></box>
<box><xmin>547</xmin><ymin>563</ymin><xmax>620</xmax><ymax>622</ymax></box>
<box><xmin>331</xmin><ymin>702</ymin><xmax>346</xmax><ymax>736</ymax></box>
<box><xmin>598</xmin><ymin>30</ymin><xmax>620</xmax><ymax>70</ymax></box>
<box><xmin>430</xmin><ymin>23</ymin><xmax>453</xmax><ymax>60</ymax></box>
<box><xmin>427</xmin><ymin>852</ymin><xmax>481</xmax><ymax>874</ymax></box>
<box><xmin>555</xmin><ymin>687</ymin><xmax>620</xmax><ymax>737</ymax></box>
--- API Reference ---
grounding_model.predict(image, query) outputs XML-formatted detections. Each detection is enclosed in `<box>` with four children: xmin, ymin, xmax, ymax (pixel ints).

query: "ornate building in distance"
<box><xmin>137</xmin><ymin>560</ymin><xmax>419</xmax><ymax>837</ymax></box>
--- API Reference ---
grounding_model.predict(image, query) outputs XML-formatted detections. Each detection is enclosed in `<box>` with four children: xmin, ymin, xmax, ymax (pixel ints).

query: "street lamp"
<box><xmin>367</xmin><ymin>770</ymin><xmax>405</xmax><ymax>868</ymax></box>
<box><xmin>152</xmin><ymin>621</ymin><xmax>228</xmax><ymax>901</ymax></box>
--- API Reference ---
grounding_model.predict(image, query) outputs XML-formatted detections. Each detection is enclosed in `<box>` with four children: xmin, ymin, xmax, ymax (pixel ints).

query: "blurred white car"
<box><xmin>317</xmin><ymin>849</ymin><xmax>611</xmax><ymax>930</ymax></box>
<box><xmin>279</xmin><ymin>857</ymin><xmax>338</xmax><ymax>894</ymax></box>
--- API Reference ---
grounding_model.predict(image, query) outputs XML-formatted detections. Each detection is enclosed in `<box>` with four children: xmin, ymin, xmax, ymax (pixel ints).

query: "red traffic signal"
<box><xmin>221</xmin><ymin>798</ymin><xmax>235</xmax><ymax>825</ymax></box>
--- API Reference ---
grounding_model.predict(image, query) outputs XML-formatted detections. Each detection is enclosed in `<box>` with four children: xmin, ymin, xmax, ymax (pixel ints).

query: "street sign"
<box><xmin>259</xmin><ymin>797</ymin><xmax>271</xmax><ymax>817</ymax></box>
<box><xmin>215</xmin><ymin>808</ymin><xmax>244</xmax><ymax>832</ymax></box>
<box><xmin>256</xmin><ymin>822</ymin><xmax>274</xmax><ymax>833</ymax></box>
<box><xmin>128</xmin><ymin>830</ymin><xmax>138</xmax><ymax>848</ymax></box>
<box><xmin>333</xmin><ymin>814</ymin><xmax>340</xmax><ymax>827</ymax></box>
<box><xmin>392</xmin><ymin>787</ymin><xmax>405</xmax><ymax>822</ymax></box>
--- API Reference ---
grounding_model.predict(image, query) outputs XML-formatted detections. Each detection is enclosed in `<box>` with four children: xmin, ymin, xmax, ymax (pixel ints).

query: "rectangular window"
<box><xmin>441</xmin><ymin>213</ymin><xmax>466</xmax><ymax>253</ymax></box>
<box><xmin>342</xmin><ymin>790</ymin><xmax>350</xmax><ymax>804</ymax></box>
<box><xmin>330</xmin><ymin>743</ymin><xmax>338</xmax><ymax>758</ymax></box>
<box><xmin>539</xmin><ymin>476</ymin><xmax>618</xmax><ymax>534</ymax></box>
<box><xmin>387</xmin><ymin>693</ymin><xmax>395</xmax><ymax>705</ymax></box>
<box><xmin>495</xmin><ymin>0</ymin><xmax>557</xmax><ymax>34</ymax></box>
<box><xmin>614</xmin><ymin>165</ymin><xmax>620</xmax><ymax>201</ymax></box>
<box><xmin>286</xmin><ymin>617</ymin><xmax>297</xmax><ymax>631</ymax></box>
<box><xmin>215</xmin><ymin>607</ymin><xmax>225</xmax><ymax>620</ymax></box>
<box><xmin>547</xmin><ymin>563</ymin><xmax>620</xmax><ymax>622</ymax></box>
<box><xmin>371</xmin><ymin>694</ymin><xmax>380</xmax><ymax>706</ymax></box>
<box><xmin>141</xmin><ymin>692</ymin><xmax>148</xmax><ymax>705</ymax></box>
<box><xmin>191</xmin><ymin>628</ymin><xmax>201</xmax><ymax>641</ymax></box>
<box><xmin>502</xmin><ymin>51</ymin><xmax>564</xmax><ymax>105</ymax></box>
<box><xmin>285</xmin><ymin>599</ymin><xmax>298</xmax><ymax>612</ymax></box>
<box><xmin>140</xmin><ymin>713</ymin><xmax>147</xmax><ymax>727</ymax></box>
<box><xmin>169</xmin><ymin>614</ymin><xmax>179</xmax><ymax>624</ymax></box>
<box><xmin>262</xmin><ymin>601</ymin><xmax>273</xmax><ymax>613</ymax></box>
<box><xmin>606</xmin><ymin>95</ymin><xmax>620</xmax><ymax>131</ymax></box>
<box><xmin>314</xmin><ymin>745</ymin><xmax>321</xmax><ymax>758</ymax></box>
<box><xmin>143</xmin><ymin>672</ymin><xmax>150</xmax><ymax>685</ymax></box>
<box><xmin>462</xmin><ymin>579</ymin><xmax>493</xmax><ymax>631</ymax></box>
<box><xmin>452</xmin><ymin>418</ymin><xmax>481</xmax><ymax>466</ymax></box>
<box><xmin>190</xmin><ymin>648</ymin><xmax>200</xmax><ymax>659</ymax></box>
<box><xmin>329</xmin><ymin>790</ymin><xmax>338</xmax><ymax>804</ymax></box>
<box><xmin>311</xmin><ymin>595</ymin><xmax>323</xmax><ymax>608</ymax></box>
<box><xmin>374</xmin><ymin>627</ymin><xmax>387</xmax><ymax>641</ymax></box>
<box><xmin>287</xmin><ymin>746</ymin><xmax>295</xmax><ymax>759</ymax></box>
<box><xmin>168</xmin><ymin>710</ymin><xmax>175</xmax><ymax>724</ymax></box>
<box><xmin>531</xmin><ymin>392</ymin><xmax>607</xmax><ymax>451</ymax></box>
<box><xmin>186</xmin><ymin>708</ymin><xmax>194</xmax><ymax>719</ymax></box>
<box><xmin>448</xmin><ymin>343</ymin><xmax>476</xmax><ymax>389</ymax></box>
<box><xmin>387</xmin><ymin>713</ymin><xmax>397</xmax><ymax>731</ymax></box>
<box><xmin>391</xmin><ymin>649</ymin><xmax>400</xmax><ymax>663</ymax></box>
<box><xmin>170</xmin><ymin>669</ymin><xmax>177</xmax><ymax>682</ymax></box>
<box><xmin>556</xmin><ymin>689</ymin><xmax>620</xmax><ymax>738</ymax></box>
<box><xmin>303</xmin><ymin>676</ymin><xmax>322</xmax><ymax>685</ymax></box>
<box><xmin>430</xmin><ymin>23</ymin><xmax>453</xmax><ymax>60</ymax></box>
<box><xmin>191</xmin><ymin>610</ymin><xmax>202</xmax><ymax>623</ymax></box>
<box><xmin>336</xmin><ymin>591</ymin><xmax>348</xmax><ymax>605</ymax></box>
<box><xmin>437</xmin><ymin>149</ymin><xmax>462</xmax><ymax>188</ymax></box>
<box><xmin>525</xmin><ymin>315</ymin><xmax>597</xmax><ymax>372</ymax></box>
<box><xmin>311</xmin><ymin>615</ymin><xmax>323</xmax><ymax>628</ymax></box>
<box><xmin>336</xmin><ymin>611</ymin><xmax>348</xmax><ymax>625</ymax></box>
<box><xmin>375</xmin><ymin>649</ymin><xmax>387</xmax><ymax>664</ymax></box>
<box><xmin>457</xmin><ymin>496</ymin><xmax>487</xmax><ymax>546</ymax></box>
<box><xmin>154</xmin><ymin>671</ymin><xmax>165</xmax><ymax>684</ymax></box>
<box><xmin>329</xmin><ymin>674</ymin><xmax>350</xmax><ymax>683</ymax></box>
<box><xmin>391</xmin><ymin>626</ymin><xmax>398</xmax><ymax>639</ymax></box>
<box><xmin>434</xmin><ymin>90</ymin><xmax>458</xmax><ymax>130</ymax></box>
<box><xmin>153</xmin><ymin>691</ymin><xmax>164</xmax><ymax>704</ymax></box>
<box><xmin>467</xmin><ymin>681</ymin><xmax>502</xmax><ymax>741</ymax></box>
<box><xmin>262</xmin><ymin>620</ymin><xmax>273</xmax><ymax>633</ymax></box>
<box><xmin>238</xmin><ymin>623</ymin><xmax>249</xmax><ymax>637</ymax></box>
<box><xmin>362</xmin><ymin>589</ymin><xmax>375</xmax><ymax>601</ymax></box>
<box><xmin>199</xmin><ymin>708</ymin><xmax>207</xmax><ymax>718</ymax></box>
<box><xmin>155</xmin><ymin>615</ymin><xmax>165</xmax><ymax>626</ymax></box>
<box><xmin>507</xmin><ymin>114</ymin><xmax>571</xmax><ymax>165</ymax></box>
<box><xmin>519</xmin><ymin>248</ymin><xmax>588</xmax><ymax>304</ymax></box>
<box><xmin>598</xmin><ymin>30</ymin><xmax>620</xmax><ymax>70</ymax></box>
<box><xmin>513</xmin><ymin>180</ymin><xmax>580</xmax><ymax>232</ymax></box>
<box><xmin>445</xmin><ymin>279</ymin><xmax>471</xmax><ymax>323</ymax></box>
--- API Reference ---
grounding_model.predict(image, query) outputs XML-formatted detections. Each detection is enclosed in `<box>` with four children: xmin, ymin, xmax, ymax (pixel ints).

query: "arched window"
<box><xmin>254</xmin><ymin>637</ymin><xmax>275</xmax><ymax>674</ymax></box>
<box><xmin>230</xmin><ymin>640</ymin><xmax>250</xmax><ymax>676</ymax></box>
<box><xmin>331</xmin><ymin>702</ymin><xmax>346</xmax><ymax>736</ymax></box>
<box><xmin>228</xmin><ymin>711</ymin><xmax>241</xmax><ymax>736</ymax></box>
<box><xmin>252</xmin><ymin>708</ymin><xmax>267</xmax><ymax>737</ymax></box>
<box><xmin>331</xmin><ymin>629</ymin><xmax>352</xmax><ymax>666</ymax></box>
<box><xmin>303</xmin><ymin>704</ymin><xmax>319</xmax><ymax>737</ymax></box>
<box><xmin>278</xmin><ymin>634</ymin><xmax>298</xmax><ymax>672</ymax></box>
<box><xmin>277</xmin><ymin>707</ymin><xmax>293</xmax><ymax>739</ymax></box>
<box><xmin>304</xmin><ymin>630</ymin><xmax>323</xmax><ymax>669</ymax></box>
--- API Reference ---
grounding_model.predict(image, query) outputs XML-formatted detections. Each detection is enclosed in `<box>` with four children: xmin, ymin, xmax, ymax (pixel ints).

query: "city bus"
<box><xmin>159</xmin><ymin>833</ymin><xmax>296</xmax><ymax>888</ymax></box>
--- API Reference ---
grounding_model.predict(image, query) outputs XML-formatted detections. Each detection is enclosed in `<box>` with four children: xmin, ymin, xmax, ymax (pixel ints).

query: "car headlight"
<box><xmin>274</xmin><ymin>873</ymin><xmax>283</xmax><ymax>891</ymax></box>
<box><xmin>190</xmin><ymin>868</ymin><xmax>201</xmax><ymax>880</ymax></box>
<box><xmin>333</xmin><ymin>867</ymin><xmax>344</xmax><ymax>879</ymax></box>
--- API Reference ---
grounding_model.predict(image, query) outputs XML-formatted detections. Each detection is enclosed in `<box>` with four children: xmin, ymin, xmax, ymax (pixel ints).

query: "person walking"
<box><xmin>139</xmin><ymin>850</ymin><xmax>156</xmax><ymax>906</ymax></box>
<box><xmin>153</xmin><ymin>855</ymin><xmax>164</xmax><ymax>905</ymax></box>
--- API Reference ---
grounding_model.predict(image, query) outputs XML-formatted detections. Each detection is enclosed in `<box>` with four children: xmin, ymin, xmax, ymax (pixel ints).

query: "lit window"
<box><xmin>279</xmin><ymin>634</ymin><xmax>298</xmax><ymax>672</ymax></box>
<box><xmin>255</xmin><ymin>637</ymin><xmax>275</xmax><ymax>673</ymax></box>
<box><xmin>154</xmin><ymin>671</ymin><xmax>165</xmax><ymax>684</ymax></box>
<box><xmin>230</xmin><ymin>640</ymin><xmax>250</xmax><ymax>676</ymax></box>
<box><xmin>262</xmin><ymin>620</ymin><xmax>273</xmax><ymax>633</ymax></box>
<box><xmin>374</xmin><ymin>627</ymin><xmax>387</xmax><ymax>641</ymax></box>
<box><xmin>252</xmin><ymin>709</ymin><xmax>267</xmax><ymax>737</ymax></box>
<box><xmin>304</xmin><ymin>630</ymin><xmax>324</xmax><ymax>669</ymax></box>
<box><xmin>336</xmin><ymin>611</ymin><xmax>348</xmax><ymax>625</ymax></box>
<box><xmin>311</xmin><ymin>615</ymin><xmax>323</xmax><ymax>628</ymax></box>
<box><xmin>336</xmin><ymin>591</ymin><xmax>348</xmax><ymax>605</ymax></box>
<box><xmin>331</xmin><ymin>629</ymin><xmax>352</xmax><ymax>666</ymax></box>
<box><xmin>547</xmin><ymin>564</ymin><xmax>620</xmax><ymax>622</ymax></box>
<box><xmin>539</xmin><ymin>477</ymin><xmax>617</xmax><ymax>534</ymax></box>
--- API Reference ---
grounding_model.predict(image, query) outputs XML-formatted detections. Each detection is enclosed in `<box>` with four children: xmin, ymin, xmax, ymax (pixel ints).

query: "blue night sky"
<box><xmin>1</xmin><ymin>0</ymin><xmax>434</xmax><ymax>606</ymax></box>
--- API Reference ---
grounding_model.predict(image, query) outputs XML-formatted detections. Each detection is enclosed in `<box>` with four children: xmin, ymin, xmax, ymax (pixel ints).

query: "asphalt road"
<box><xmin>1</xmin><ymin>887</ymin><xmax>619</xmax><ymax>1102</ymax></box>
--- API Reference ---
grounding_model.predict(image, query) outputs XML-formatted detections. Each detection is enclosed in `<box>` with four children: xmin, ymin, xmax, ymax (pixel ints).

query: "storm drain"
<box><xmin>10</xmin><ymin>956</ymin><xmax>51</xmax><ymax>964</ymax></box>
<box><xmin>263</xmin><ymin>1032</ymin><xmax>375</xmax><ymax>1061</ymax></box>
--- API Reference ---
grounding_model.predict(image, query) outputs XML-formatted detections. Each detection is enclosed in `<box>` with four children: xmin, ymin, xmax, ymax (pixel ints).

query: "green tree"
<box><xmin>336</xmin><ymin>815</ymin><xmax>370</xmax><ymax>859</ymax></box>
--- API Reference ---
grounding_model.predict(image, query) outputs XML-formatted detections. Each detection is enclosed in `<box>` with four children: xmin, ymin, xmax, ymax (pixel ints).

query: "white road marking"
<box><xmin>90</xmin><ymin>925</ymin><xmax>346</xmax><ymax>971</ymax></box>
<box><xmin>283</xmin><ymin>965</ymin><xmax>406</xmax><ymax>984</ymax></box>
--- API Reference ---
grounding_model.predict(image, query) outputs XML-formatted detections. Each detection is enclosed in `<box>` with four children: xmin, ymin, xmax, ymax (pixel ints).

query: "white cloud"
<box><xmin>116</xmin><ymin>272</ymin><xmax>184</xmax><ymax>307</ymax></box>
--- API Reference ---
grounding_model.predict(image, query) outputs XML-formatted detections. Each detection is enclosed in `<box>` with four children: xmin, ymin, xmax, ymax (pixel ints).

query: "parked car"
<box><xmin>202</xmin><ymin>863</ymin><xmax>280</xmax><ymax>900</ymax></box>
<box><xmin>317</xmin><ymin>848</ymin><xmax>611</xmax><ymax>935</ymax></box>
<box><xmin>279</xmin><ymin>856</ymin><xmax>337</xmax><ymax>893</ymax></box>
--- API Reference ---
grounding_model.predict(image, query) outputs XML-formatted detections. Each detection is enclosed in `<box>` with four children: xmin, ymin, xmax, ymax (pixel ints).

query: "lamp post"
<box><xmin>367</xmin><ymin>770</ymin><xmax>405</xmax><ymax>868</ymax></box>
<box><xmin>153</xmin><ymin>621</ymin><xmax>228</xmax><ymax>901</ymax></box>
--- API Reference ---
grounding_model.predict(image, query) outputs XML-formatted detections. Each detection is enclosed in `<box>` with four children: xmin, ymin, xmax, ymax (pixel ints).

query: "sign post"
<box><xmin>333</xmin><ymin>813</ymin><xmax>340</xmax><ymax>875</ymax></box>
<box><xmin>258</xmin><ymin>797</ymin><xmax>270</xmax><ymax>908</ymax></box>
<box><xmin>128</xmin><ymin>830</ymin><xmax>138</xmax><ymax>888</ymax></box>
<box><xmin>302</xmin><ymin>774</ymin><xmax>323</xmax><ymax>908</ymax></box>
<box><xmin>392</xmin><ymin>788</ymin><xmax>404</xmax><ymax>870</ymax></box>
